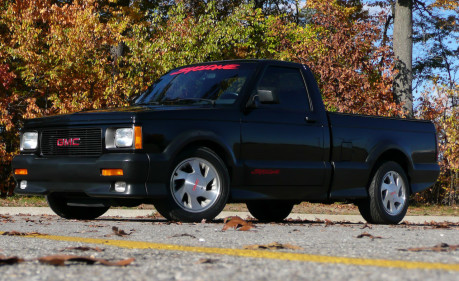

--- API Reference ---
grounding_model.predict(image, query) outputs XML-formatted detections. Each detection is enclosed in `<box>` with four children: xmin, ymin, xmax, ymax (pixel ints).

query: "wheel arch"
<box><xmin>179</xmin><ymin>140</ymin><xmax>233</xmax><ymax>173</ymax></box>
<box><xmin>164</xmin><ymin>131</ymin><xmax>237</xmax><ymax>180</ymax></box>
<box><xmin>368</xmin><ymin>148</ymin><xmax>414</xmax><ymax>194</ymax></box>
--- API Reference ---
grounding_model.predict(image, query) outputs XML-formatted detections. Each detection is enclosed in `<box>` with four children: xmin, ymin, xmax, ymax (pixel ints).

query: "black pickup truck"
<box><xmin>12</xmin><ymin>60</ymin><xmax>439</xmax><ymax>224</ymax></box>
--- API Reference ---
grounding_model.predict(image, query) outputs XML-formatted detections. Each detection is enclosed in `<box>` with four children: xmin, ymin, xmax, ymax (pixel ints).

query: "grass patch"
<box><xmin>408</xmin><ymin>203</ymin><xmax>458</xmax><ymax>216</ymax></box>
<box><xmin>0</xmin><ymin>195</ymin><xmax>48</xmax><ymax>207</ymax></box>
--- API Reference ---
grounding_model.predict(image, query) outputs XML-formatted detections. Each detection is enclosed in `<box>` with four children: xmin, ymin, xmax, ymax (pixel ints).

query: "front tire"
<box><xmin>355</xmin><ymin>199</ymin><xmax>373</xmax><ymax>223</ymax></box>
<box><xmin>46</xmin><ymin>193</ymin><xmax>110</xmax><ymax>220</ymax></box>
<box><xmin>153</xmin><ymin>147</ymin><xmax>230</xmax><ymax>222</ymax></box>
<box><xmin>246</xmin><ymin>201</ymin><xmax>294</xmax><ymax>222</ymax></box>
<box><xmin>359</xmin><ymin>161</ymin><xmax>409</xmax><ymax>224</ymax></box>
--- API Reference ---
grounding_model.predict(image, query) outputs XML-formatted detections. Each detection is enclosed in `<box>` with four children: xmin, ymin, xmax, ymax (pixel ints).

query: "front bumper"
<box><xmin>12</xmin><ymin>153</ymin><xmax>152</xmax><ymax>198</ymax></box>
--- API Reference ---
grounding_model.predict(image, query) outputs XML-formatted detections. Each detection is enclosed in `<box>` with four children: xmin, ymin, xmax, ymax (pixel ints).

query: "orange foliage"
<box><xmin>292</xmin><ymin>0</ymin><xmax>404</xmax><ymax>117</ymax></box>
<box><xmin>416</xmin><ymin>83</ymin><xmax>458</xmax><ymax>204</ymax></box>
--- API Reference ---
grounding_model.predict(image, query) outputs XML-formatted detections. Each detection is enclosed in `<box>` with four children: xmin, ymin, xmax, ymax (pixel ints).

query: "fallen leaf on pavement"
<box><xmin>1</xmin><ymin>215</ymin><xmax>14</xmax><ymax>223</ymax></box>
<box><xmin>356</xmin><ymin>232</ymin><xmax>382</xmax><ymax>240</ymax></box>
<box><xmin>197</xmin><ymin>258</ymin><xmax>219</xmax><ymax>264</ymax></box>
<box><xmin>1</xmin><ymin>231</ymin><xmax>27</xmax><ymax>236</ymax></box>
<box><xmin>169</xmin><ymin>233</ymin><xmax>197</xmax><ymax>239</ymax></box>
<box><xmin>2</xmin><ymin>231</ymin><xmax>45</xmax><ymax>236</ymax></box>
<box><xmin>38</xmin><ymin>255</ymin><xmax>135</xmax><ymax>266</ymax></box>
<box><xmin>60</xmin><ymin>247</ymin><xmax>104</xmax><ymax>252</ymax></box>
<box><xmin>238</xmin><ymin>224</ymin><xmax>254</xmax><ymax>231</ymax></box>
<box><xmin>244</xmin><ymin>242</ymin><xmax>303</xmax><ymax>250</ymax></box>
<box><xmin>0</xmin><ymin>256</ymin><xmax>24</xmax><ymax>265</ymax></box>
<box><xmin>396</xmin><ymin>221</ymin><xmax>458</xmax><ymax>229</ymax></box>
<box><xmin>399</xmin><ymin>243</ymin><xmax>459</xmax><ymax>252</ymax></box>
<box><xmin>360</xmin><ymin>223</ymin><xmax>372</xmax><ymax>229</ymax></box>
<box><xmin>87</xmin><ymin>224</ymin><xmax>105</xmax><ymax>228</ymax></box>
<box><xmin>112</xmin><ymin>226</ymin><xmax>132</xmax><ymax>237</ymax></box>
<box><xmin>222</xmin><ymin>216</ymin><xmax>254</xmax><ymax>231</ymax></box>
<box><xmin>423</xmin><ymin>221</ymin><xmax>453</xmax><ymax>229</ymax></box>
<box><xmin>324</xmin><ymin>219</ymin><xmax>334</xmax><ymax>227</ymax></box>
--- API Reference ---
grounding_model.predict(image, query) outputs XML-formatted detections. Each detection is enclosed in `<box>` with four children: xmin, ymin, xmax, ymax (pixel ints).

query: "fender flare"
<box><xmin>366</xmin><ymin>142</ymin><xmax>415</xmax><ymax>182</ymax></box>
<box><xmin>163</xmin><ymin>130</ymin><xmax>238</xmax><ymax>170</ymax></box>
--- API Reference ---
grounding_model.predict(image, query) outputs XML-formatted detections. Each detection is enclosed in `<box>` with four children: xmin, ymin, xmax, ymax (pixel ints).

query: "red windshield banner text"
<box><xmin>170</xmin><ymin>64</ymin><xmax>240</xmax><ymax>75</ymax></box>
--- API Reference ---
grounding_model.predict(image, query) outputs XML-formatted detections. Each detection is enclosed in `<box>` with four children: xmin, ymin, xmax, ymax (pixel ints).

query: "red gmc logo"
<box><xmin>57</xmin><ymin>138</ymin><xmax>80</xmax><ymax>146</ymax></box>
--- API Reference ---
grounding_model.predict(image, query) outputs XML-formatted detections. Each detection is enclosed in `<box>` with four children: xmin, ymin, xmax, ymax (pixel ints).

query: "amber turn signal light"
<box><xmin>14</xmin><ymin>169</ymin><xmax>28</xmax><ymax>175</ymax></box>
<box><xmin>134</xmin><ymin>126</ymin><xmax>142</xmax><ymax>149</ymax></box>
<box><xmin>101</xmin><ymin>169</ymin><xmax>123</xmax><ymax>176</ymax></box>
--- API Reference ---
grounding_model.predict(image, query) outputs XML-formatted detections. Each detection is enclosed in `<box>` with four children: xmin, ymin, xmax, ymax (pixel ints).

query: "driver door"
<box><xmin>240</xmin><ymin>65</ymin><xmax>327</xmax><ymax>197</ymax></box>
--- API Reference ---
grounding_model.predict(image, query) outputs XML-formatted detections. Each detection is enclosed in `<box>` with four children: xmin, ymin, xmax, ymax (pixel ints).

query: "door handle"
<box><xmin>305</xmin><ymin>117</ymin><xmax>316</xmax><ymax>123</ymax></box>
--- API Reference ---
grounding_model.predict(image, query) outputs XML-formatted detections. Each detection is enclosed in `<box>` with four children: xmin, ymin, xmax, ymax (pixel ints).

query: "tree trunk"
<box><xmin>393</xmin><ymin>0</ymin><xmax>413</xmax><ymax>117</ymax></box>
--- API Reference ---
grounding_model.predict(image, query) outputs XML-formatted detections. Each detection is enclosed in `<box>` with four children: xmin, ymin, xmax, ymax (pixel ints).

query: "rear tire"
<box><xmin>246</xmin><ymin>201</ymin><xmax>294</xmax><ymax>222</ymax></box>
<box><xmin>46</xmin><ymin>193</ymin><xmax>109</xmax><ymax>220</ymax></box>
<box><xmin>359</xmin><ymin>161</ymin><xmax>409</xmax><ymax>224</ymax></box>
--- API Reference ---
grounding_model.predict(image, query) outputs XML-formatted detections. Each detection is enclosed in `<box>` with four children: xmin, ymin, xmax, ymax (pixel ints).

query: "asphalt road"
<box><xmin>0</xmin><ymin>209</ymin><xmax>458</xmax><ymax>281</ymax></box>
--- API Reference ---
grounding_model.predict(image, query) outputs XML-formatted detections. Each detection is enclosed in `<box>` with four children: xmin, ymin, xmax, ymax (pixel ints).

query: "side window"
<box><xmin>257</xmin><ymin>66</ymin><xmax>310</xmax><ymax>111</ymax></box>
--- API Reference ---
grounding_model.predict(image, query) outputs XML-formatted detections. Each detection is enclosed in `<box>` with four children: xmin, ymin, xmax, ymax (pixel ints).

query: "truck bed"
<box><xmin>327</xmin><ymin>112</ymin><xmax>438</xmax><ymax>199</ymax></box>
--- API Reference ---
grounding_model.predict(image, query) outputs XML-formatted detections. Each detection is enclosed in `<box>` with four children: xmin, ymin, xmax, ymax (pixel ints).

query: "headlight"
<box><xmin>115</xmin><ymin>128</ymin><xmax>133</xmax><ymax>148</ymax></box>
<box><xmin>20</xmin><ymin>132</ymin><xmax>38</xmax><ymax>151</ymax></box>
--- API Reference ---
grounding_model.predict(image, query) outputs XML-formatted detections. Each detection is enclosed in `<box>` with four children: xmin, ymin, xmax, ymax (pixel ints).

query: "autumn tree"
<box><xmin>416</xmin><ymin>83</ymin><xmax>458</xmax><ymax>205</ymax></box>
<box><xmin>0</xmin><ymin>0</ymin><xmax>144</xmax><ymax>194</ymax></box>
<box><xmin>371</xmin><ymin>0</ymin><xmax>458</xmax><ymax>115</ymax></box>
<box><xmin>291</xmin><ymin>0</ymin><xmax>403</xmax><ymax>116</ymax></box>
<box><xmin>412</xmin><ymin>0</ymin><xmax>458</xmax><ymax>90</ymax></box>
<box><xmin>0</xmin><ymin>61</ymin><xmax>17</xmax><ymax>195</ymax></box>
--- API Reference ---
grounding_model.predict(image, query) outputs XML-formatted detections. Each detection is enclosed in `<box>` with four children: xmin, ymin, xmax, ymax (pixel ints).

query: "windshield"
<box><xmin>135</xmin><ymin>63</ymin><xmax>256</xmax><ymax>106</ymax></box>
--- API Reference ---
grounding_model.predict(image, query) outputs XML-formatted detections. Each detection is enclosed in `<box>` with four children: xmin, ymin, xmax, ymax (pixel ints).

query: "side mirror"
<box><xmin>246</xmin><ymin>89</ymin><xmax>277</xmax><ymax>110</ymax></box>
<box><xmin>257</xmin><ymin>89</ymin><xmax>276</xmax><ymax>103</ymax></box>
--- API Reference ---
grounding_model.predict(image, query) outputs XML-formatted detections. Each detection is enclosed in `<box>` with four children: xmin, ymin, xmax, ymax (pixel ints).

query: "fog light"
<box><xmin>114</xmin><ymin>181</ymin><xmax>127</xmax><ymax>193</ymax></box>
<box><xmin>20</xmin><ymin>180</ymin><xmax>27</xmax><ymax>190</ymax></box>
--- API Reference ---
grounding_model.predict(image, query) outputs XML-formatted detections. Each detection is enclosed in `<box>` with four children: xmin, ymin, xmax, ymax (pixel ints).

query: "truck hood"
<box><xmin>23</xmin><ymin>105</ymin><xmax>222</xmax><ymax>128</ymax></box>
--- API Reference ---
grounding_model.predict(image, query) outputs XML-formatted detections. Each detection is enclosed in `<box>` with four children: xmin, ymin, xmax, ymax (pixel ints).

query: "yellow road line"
<box><xmin>2</xmin><ymin>232</ymin><xmax>458</xmax><ymax>271</ymax></box>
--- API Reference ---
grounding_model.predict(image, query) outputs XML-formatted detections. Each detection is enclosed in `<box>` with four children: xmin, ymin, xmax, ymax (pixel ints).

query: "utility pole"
<box><xmin>393</xmin><ymin>0</ymin><xmax>413</xmax><ymax>117</ymax></box>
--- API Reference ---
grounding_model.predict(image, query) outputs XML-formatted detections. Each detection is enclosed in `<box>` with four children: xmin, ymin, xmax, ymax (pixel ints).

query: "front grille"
<box><xmin>41</xmin><ymin>128</ymin><xmax>102</xmax><ymax>156</ymax></box>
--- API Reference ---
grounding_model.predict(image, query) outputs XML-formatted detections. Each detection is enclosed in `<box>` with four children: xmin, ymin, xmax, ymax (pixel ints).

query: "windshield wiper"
<box><xmin>136</xmin><ymin>101</ymin><xmax>161</xmax><ymax>105</ymax></box>
<box><xmin>163</xmin><ymin>98</ymin><xmax>215</xmax><ymax>106</ymax></box>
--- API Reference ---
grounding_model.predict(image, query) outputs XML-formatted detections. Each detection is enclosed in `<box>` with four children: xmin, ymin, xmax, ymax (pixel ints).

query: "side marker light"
<box><xmin>134</xmin><ymin>126</ymin><xmax>142</xmax><ymax>149</ymax></box>
<box><xmin>101</xmin><ymin>169</ymin><xmax>124</xmax><ymax>176</ymax></box>
<box><xmin>15</xmin><ymin>169</ymin><xmax>28</xmax><ymax>175</ymax></box>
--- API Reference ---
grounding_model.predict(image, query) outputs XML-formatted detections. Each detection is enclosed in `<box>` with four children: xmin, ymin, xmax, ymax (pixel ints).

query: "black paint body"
<box><xmin>12</xmin><ymin>60</ymin><xmax>439</xmax><ymax>205</ymax></box>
